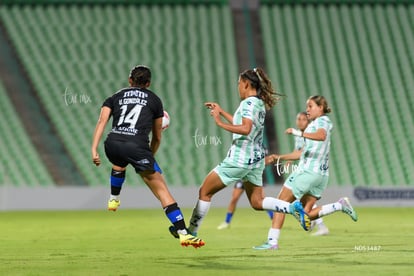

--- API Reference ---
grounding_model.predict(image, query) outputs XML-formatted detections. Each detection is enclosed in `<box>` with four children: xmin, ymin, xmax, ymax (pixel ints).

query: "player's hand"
<box><xmin>285</xmin><ymin>128</ymin><xmax>294</xmax><ymax>134</ymax></box>
<box><xmin>92</xmin><ymin>150</ymin><xmax>101</xmax><ymax>166</ymax></box>
<box><xmin>209</xmin><ymin>108</ymin><xmax>221</xmax><ymax>121</ymax></box>
<box><xmin>205</xmin><ymin>102</ymin><xmax>217</xmax><ymax>109</ymax></box>
<box><xmin>205</xmin><ymin>102</ymin><xmax>222</xmax><ymax>113</ymax></box>
<box><xmin>265</xmin><ymin>154</ymin><xmax>279</xmax><ymax>165</ymax></box>
<box><xmin>286</xmin><ymin>128</ymin><xmax>303</xmax><ymax>137</ymax></box>
<box><xmin>264</xmin><ymin>155</ymin><xmax>274</xmax><ymax>165</ymax></box>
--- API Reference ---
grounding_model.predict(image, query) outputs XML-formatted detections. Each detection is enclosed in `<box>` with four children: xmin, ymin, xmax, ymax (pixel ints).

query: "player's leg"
<box><xmin>188</xmin><ymin>170</ymin><xmax>226</xmax><ymax>235</ymax></box>
<box><xmin>301</xmin><ymin>194</ymin><xmax>330</xmax><ymax>234</ymax></box>
<box><xmin>307</xmin><ymin>198</ymin><xmax>358</xmax><ymax>222</ymax></box>
<box><xmin>266</xmin><ymin>210</ymin><xmax>274</xmax><ymax>220</ymax></box>
<box><xmin>140</xmin><ymin>170</ymin><xmax>205</xmax><ymax>248</ymax></box>
<box><xmin>140</xmin><ymin>170</ymin><xmax>176</xmax><ymax>206</ymax></box>
<box><xmin>243</xmin><ymin>168</ymin><xmax>310</xmax><ymax>231</ymax></box>
<box><xmin>218</xmin><ymin>182</ymin><xmax>244</xmax><ymax>230</ymax></box>
<box><xmin>301</xmin><ymin>194</ymin><xmax>318</xmax><ymax>213</ymax></box>
<box><xmin>104</xmin><ymin>140</ymin><xmax>128</xmax><ymax>211</ymax></box>
<box><xmin>308</xmin><ymin>203</ymin><xmax>329</xmax><ymax>236</ymax></box>
<box><xmin>242</xmin><ymin>166</ymin><xmax>290</xmax><ymax>212</ymax></box>
<box><xmin>108</xmin><ymin>165</ymin><xmax>126</xmax><ymax>211</ymax></box>
<box><xmin>253</xmin><ymin>186</ymin><xmax>296</xmax><ymax>250</ymax></box>
<box><xmin>305</xmin><ymin>176</ymin><xmax>357</xmax><ymax>222</ymax></box>
<box><xmin>244</xmin><ymin>181</ymin><xmax>309</xmax><ymax>231</ymax></box>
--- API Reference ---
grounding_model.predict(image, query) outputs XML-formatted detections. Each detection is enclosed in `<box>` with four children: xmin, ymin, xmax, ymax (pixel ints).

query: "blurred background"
<box><xmin>0</xmin><ymin>0</ymin><xmax>413</xmax><ymax>210</ymax></box>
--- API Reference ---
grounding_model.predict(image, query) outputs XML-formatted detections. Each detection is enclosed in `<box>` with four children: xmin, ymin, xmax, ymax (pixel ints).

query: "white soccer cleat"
<box><xmin>217</xmin><ymin>222</ymin><xmax>230</xmax><ymax>230</ymax></box>
<box><xmin>338</xmin><ymin>197</ymin><xmax>358</xmax><ymax>221</ymax></box>
<box><xmin>311</xmin><ymin>225</ymin><xmax>330</xmax><ymax>236</ymax></box>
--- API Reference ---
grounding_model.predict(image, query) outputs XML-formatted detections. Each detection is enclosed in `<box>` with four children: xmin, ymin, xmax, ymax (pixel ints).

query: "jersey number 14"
<box><xmin>117</xmin><ymin>105</ymin><xmax>142</xmax><ymax>128</ymax></box>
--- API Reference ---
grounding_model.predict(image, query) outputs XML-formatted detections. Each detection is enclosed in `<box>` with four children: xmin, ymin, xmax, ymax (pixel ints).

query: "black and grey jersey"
<box><xmin>103</xmin><ymin>87</ymin><xmax>163</xmax><ymax>145</ymax></box>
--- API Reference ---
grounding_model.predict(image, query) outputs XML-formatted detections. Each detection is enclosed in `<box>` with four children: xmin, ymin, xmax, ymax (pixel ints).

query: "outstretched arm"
<box><xmin>205</xmin><ymin>102</ymin><xmax>252</xmax><ymax>135</ymax></box>
<box><xmin>91</xmin><ymin>106</ymin><xmax>111</xmax><ymax>166</ymax></box>
<box><xmin>265</xmin><ymin>149</ymin><xmax>302</xmax><ymax>165</ymax></box>
<box><xmin>286</xmin><ymin>127</ymin><xmax>326</xmax><ymax>141</ymax></box>
<box><xmin>216</xmin><ymin>117</ymin><xmax>252</xmax><ymax>135</ymax></box>
<box><xmin>205</xmin><ymin>102</ymin><xmax>234</xmax><ymax>123</ymax></box>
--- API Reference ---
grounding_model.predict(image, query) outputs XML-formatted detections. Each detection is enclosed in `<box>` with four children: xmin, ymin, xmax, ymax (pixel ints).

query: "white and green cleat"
<box><xmin>253</xmin><ymin>242</ymin><xmax>278</xmax><ymax>250</ymax></box>
<box><xmin>338</xmin><ymin>197</ymin><xmax>358</xmax><ymax>221</ymax></box>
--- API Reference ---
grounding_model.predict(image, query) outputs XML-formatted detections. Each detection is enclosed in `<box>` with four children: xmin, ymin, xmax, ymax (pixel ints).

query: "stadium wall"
<box><xmin>1</xmin><ymin>186</ymin><xmax>413</xmax><ymax>211</ymax></box>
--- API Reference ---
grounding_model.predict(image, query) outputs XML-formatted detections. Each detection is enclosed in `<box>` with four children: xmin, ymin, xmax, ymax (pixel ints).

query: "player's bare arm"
<box><xmin>286</xmin><ymin>127</ymin><xmax>326</xmax><ymax>141</ymax></box>
<box><xmin>150</xmin><ymin>117</ymin><xmax>163</xmax><ymax>154</ymax></box>
<box><xmin>205</xmin><ymin>102</ymin><xmax>233</xmax><ymax>123</ymax></box>
<box><xmin>211</xmin><ymin>111</ymin><xmax>252</xmax><ymax>135</ymax></box>
<box><xmin>91</xmin><ymin>106</ymin><xmax>111</xmax><ymax>166</ymax></box>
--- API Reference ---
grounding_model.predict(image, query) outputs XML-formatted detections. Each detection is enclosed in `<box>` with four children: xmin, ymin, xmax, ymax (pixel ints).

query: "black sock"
<box><xmin>110</xmin><ymin>169</ymin><xmax>125</xmax><ymax>196</ymax></box>
<box><xmin>164</xmin><ymin>203</ymin><xmax>187</xmax><ymax>231</ymax></box>
<box><xmin>111</xmin><ymin>186</ymin><xmax>121</xmax><ymax>196</ymax></box>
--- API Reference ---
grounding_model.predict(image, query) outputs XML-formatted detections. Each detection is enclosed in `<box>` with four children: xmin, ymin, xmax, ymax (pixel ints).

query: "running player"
<box><xmin>170</xmin><ymin>68</ymin><xmax>311</xmax><ymax>240</ymax></box>
<box><xmin>254</xmin><ymin>96</ymin><xmax>357</xmax><ymax>250</ymax></box>
<box><xmin>291</xmin><ymin>112</ymin><xmax>329</xmax><ymax>236</ymax></box>
<box><xmin>91</xmin><ymin>65</ymin><xmax>205</xmax><ymax>248</ymax></box>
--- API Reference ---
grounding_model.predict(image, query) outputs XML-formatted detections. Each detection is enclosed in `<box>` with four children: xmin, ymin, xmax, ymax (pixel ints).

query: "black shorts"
<box><xmin>104</xmin><ymin>139</ymin><xmax>162</xmax><ymax>174</ymax></box>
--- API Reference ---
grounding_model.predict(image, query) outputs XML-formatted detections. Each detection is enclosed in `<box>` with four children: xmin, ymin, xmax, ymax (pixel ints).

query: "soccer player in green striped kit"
<box><xmin>170</xmin><ymin>68</ymin><xmax>311</xmax><ymax>241</ymax></box>
<box><xmin>254</xmin><ymin>96</ymin><xmax>358</xmax><ymax>250</ymax></box>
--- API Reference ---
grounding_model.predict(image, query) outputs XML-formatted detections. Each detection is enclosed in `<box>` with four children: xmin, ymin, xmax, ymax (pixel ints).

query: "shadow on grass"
<box><xmin>154</xmin><ymin>247</ymin><xmax>414</xmax><ymax>273</ymax></box>
<box><xmin>154</xmin><ymin>251</ymin><xmax>309</xmax><ymax>272</ymax></box>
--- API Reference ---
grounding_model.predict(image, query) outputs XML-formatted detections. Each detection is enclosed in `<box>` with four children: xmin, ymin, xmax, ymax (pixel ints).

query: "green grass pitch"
<box><xmin>1</xmin><ymin>207</ymin><xmax>413</xmax><ymax>275</ymax></box>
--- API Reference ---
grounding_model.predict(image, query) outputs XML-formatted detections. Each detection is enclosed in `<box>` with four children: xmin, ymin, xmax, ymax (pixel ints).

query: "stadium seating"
<box><xmin>260</xmin><ymin>4</ymin><xmax>414</xmax><ymax>186</ymax></box>
<box><xmin>0</xmin><ymin>81</ymin><xmax>54</xmax><ymax>186</ymax></box>
<box><xmin>0</xmin><ymin>4</ymin><xmax>239</xmax><ymax>186</ymax></box>
<box><xmin>0</xmin><ymin>1</ymin><xmax>412</xmax><ymax>188</ymax></box>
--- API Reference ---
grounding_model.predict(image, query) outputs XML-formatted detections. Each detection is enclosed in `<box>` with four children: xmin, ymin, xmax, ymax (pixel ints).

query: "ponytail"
<box><xmin>240</xmin><ymin>67</ymin><xmax>284</xmax><ymax>110</ymax></box>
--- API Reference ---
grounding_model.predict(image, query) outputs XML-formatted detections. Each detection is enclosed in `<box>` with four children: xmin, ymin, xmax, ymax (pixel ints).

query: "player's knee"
<box><xmin>111</xmin><ymin>169</ymin><xmax>126</xmax><ymax>178</ymax></box>
<box><xmin>304</xmin><ymin>205</ymin><xmax>312</xmax><ymax>213</ymax></box>
<box><xmin>110</xmin><ymin>169</ymin><xmax>125</xmax><ymax>187</ymax></box>
<box><xmin>250</xmin><ymin>199</ymin><xmax>263</xmax><ymax>210</ymax></box>
<box><xmin>199</xmin><ymin>193</ymin><xmax>213</xmax><ymax>202</ymax></box>
<box><xmin>198</xmin><ymin>187</ymin><xmax>215</xmax><ymax>201</ymax></box>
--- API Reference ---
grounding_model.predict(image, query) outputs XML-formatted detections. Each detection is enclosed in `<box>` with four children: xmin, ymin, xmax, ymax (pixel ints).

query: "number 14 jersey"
<box><xmin>102</xmin><ymin>87</ymin><xmax>164</xmax><ymax>145</ymax></box>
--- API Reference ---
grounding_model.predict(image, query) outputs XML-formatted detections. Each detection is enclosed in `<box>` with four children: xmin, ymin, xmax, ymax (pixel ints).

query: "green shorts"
<box><xmin>213</xmin><ymin>159</ymin><xmax>264</xmax><ymax>186</ymax></box>
<box><xmin>284</xmin><ymin>169</ymin><xmax>328</xmax><ymax>199</ymax></box>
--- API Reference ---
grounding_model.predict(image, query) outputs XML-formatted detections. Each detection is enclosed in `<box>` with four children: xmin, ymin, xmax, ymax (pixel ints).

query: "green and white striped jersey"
<box><xmin>223</xmin><ymin>97</ymin><xmax>266</xmax><ymax>169</ymax></box>
<box><xmin>294</xmin><ymin>136</ymin><xmax>305</xmax><ymax>151</ymax></box>
<box><xmin>298</xmin><ymin>115</ymin><xmax>333</xmax><ymax>175</ymax></box>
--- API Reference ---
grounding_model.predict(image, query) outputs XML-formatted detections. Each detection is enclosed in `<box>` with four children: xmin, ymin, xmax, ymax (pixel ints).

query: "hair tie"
<box><xmin>253</xmin><ymin>68</ymin><xmax>263</xmax><ymax>96</ymax></box>
<box><xmin>253</xmin><ymin>68</ymin><xmax>263</xmax><ymax>83</ymax></box>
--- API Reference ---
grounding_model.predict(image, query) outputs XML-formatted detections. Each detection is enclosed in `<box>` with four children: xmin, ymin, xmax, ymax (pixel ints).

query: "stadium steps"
<box><xmin>0</xmin><ymin>82</ymin><xmax>54</xmax><ymax>186</ymax></box>
<box><xmin>0</xmin><ymin>4</ymin><xmax>238</xmax><ymax>186</ymax></box>
<box><xmin>260</xmin><ymin>3</ymin><xmax>414</xmax><ymax>186</ymax></box>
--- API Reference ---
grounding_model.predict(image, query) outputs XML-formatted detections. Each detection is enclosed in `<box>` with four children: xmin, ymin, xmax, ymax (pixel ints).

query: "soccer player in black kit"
<box><xmin>91</xmin><ymin>65</ymin><xmax>205</xmax><ymax>248</ymax></box>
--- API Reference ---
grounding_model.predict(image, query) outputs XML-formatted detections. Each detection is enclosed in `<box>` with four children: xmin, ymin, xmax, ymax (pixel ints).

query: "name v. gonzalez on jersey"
<box><xmin>104</xmin><ymin>87</ymin><xmax>163</xmax><ymax>138</ymax></box>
